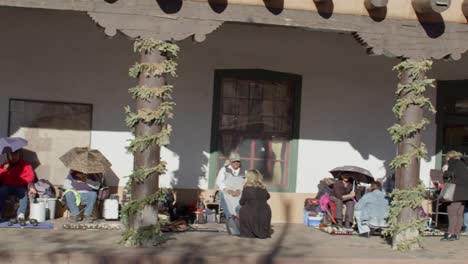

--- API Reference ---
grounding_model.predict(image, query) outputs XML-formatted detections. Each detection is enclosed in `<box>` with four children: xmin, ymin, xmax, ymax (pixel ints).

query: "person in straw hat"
<box><xmin>216</xmin><ymin>152</ymin><xmax>246</xmax><ymax>227</ymax></box>
<box><xmin>60</xmin><ymin>147</ymin><xmax>110</xmax><ymax>223</ymax></box>
<box><xmin>441</xmin><ymin>151</ymin><xmax>468</xmax><ymax>241</ymax></box>
<box><xmin>63</xmin><ymin>170</ymin><xmax>101</xmax><ymax>223</ymax></box>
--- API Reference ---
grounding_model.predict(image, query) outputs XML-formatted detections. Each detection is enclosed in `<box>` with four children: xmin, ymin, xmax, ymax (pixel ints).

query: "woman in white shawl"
<box><xmin>216</xmin><ymin>153</ymin><xmax>245</xmax><ymax>218</ymax></box>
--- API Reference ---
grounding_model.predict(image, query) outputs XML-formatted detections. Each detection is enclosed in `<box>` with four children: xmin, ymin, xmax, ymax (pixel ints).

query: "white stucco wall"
<box><xmin>1</xmin><ymin>7</ymin><xmax>468</xmax><ymax>191</ymax></box>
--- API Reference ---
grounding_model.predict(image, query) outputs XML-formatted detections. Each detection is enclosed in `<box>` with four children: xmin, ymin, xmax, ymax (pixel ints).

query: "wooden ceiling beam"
<box><xmin>463</xmin><ymin>0</ymin><xmax>468</xmax><ymax>17</ymax></box>
<box><xmin>364</xmin><ymin>0</ymin><xmax>388</xmax><ymax>10</ymax></box>
<box><xmin>412</xmin><ymin>0</ymin><xmax>451</xmax><ymax>14</ymax></box>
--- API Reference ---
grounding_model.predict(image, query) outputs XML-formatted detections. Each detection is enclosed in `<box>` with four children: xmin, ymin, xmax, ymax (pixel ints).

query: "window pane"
<box><xmin>276</xmin><ymin>83</ymin><xmax>288</xmax><ymax>99</ymax></box>
<box><xmin>262</xmin><ymin>100</ymin><xmax>274</xmax><ymax>116</ymax></box>
<box><xmin>223</xmin><ymin>98</ymin><xmax>239</xmax><ymax>114</ymax></box>
<box><xmin>219</xmin><ymin>134</ymin><xmax>238</xmax><ymax>157</ymax></box>
<box><xmin>216</xmin><ymin>72</ymin><xmax>296</xmax><ymax>188</ymax></box>
<box><xmin>455</xmin><ymin>99</ymin><xmax>468</xmax><ymax>114</ymax></box>
<box><xmin>239</xmin><ymin>99</ymin><xmax>249</xmax><ymax>116</ymax></box>
<box><xmin>263</xmin><ymin>117</ymin><xmax>275</xmax><ymax>132</ymax></box>
<box><xmin>221</xmin><ymin>115</ymin><xmax>236</xmax><ymax>129</ymax></box>
<box><xmin>274</xmin><ymin>118</ymin><xmax>290</xmax><ymax>133</ymax></box>
<box><xmin>223</xmin><ymin>80</ymin><xmax>237</xmax><ymax>98</ymax></box>
<box><xmin>254</xmin><ymin>139</ymin><xmax>269</xmax><ymax>160</ymax></box>
<box><xmin>237</xmin><ymin>138</ymin><xmax>252</xmax><ymax>160</ymax></box>
<box><xmin>238</xmin><ymin>81</ymin><xmax>250</xmax><ymax>99</ymax></box>
<box><xmin>274</xmin><ymin>103</ymin><xmax>288</xmax><ymax>117</ymax></box>
<box><xmin>444</xmin><ymin>125</ymin><xmax>468</xmax><ymax>146</ymax></box>
<box><xmin>250</xmin><ymin>82</ymin><xmax>263</xmax><ymax>99</ymax></box>
<box><xmin>263</xmin><ymin>82</ymin><xmax>277</xmax><ymax>101</ymax></box>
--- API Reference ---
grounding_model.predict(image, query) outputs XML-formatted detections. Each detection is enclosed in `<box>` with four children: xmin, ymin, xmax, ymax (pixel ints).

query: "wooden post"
<box><xmin>463</xmin><ymin>0</ymin><xmax>468</xmax><ymax>17</ymax></box>
<box><xmin>392</xmin><ymin>59</ymin><xmax>424</xmax><ymax>250</ymax></box>
<box><xmin>412</xmin><ymin>0</ymin><xmax>451</xmax><ymax>14</ymax></box>
<box><xmin>364</xmin><ymin>0</ymin><xmax>388</xmax><ymax>9</ymax></box>
<box><xmin>129</xmin><ymin>49</ymin><xmax>165</xmax><ymax>237</ymax></box>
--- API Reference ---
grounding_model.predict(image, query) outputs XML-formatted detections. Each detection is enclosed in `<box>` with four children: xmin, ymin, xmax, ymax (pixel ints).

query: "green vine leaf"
<box><xmin>392</xmin><ymin>97</ymin><xmax>436</xmax><ymax>119</ymax></box>
<box><xmin>382</xmin><ymin>185</ymin><xmax>428</xmax><ymax>251</ymax></box>
<box><xmin>125</xmin><ymin>104</ymin><xmax>175</xmax><ymax>129</ymax></box>
<box><xmin>134</xmin><ymin>38</ymin><xmax>179</xmax><ymax>58</ymax></box>
<box><xmin>396</xmin><ymin>79</ymin><xmax>435</xmax><ymax>97</ymax></box>
<box><xmin>388</xmin><ymin>118</ymin><xmax>430</xmax><ymax>144</ymax></box>
<box><xmin>393</xmin><ymin>60</ymin><xmax>433</xmax><ymax>79</ymax></box>
<box><xmin>127</xmin><ymin>125</ymin><xmax>173</xmax><ymax>153</ymax></box>
<box><xmin>121</xmin><ymin>223</ymin><xmax>169</xmax><ymax>246</ymax></box>
<box><xmin>390</xmin><ymin>143</ymin><xmax>428</xmax><ymax>169</ymax></box>
<box><xmin>129</xmin><ymin>60</ymin><xmax>178</xmax><ymax>78</ymax></box>
<box><xmin>126</xmin><ymin>161</ymin><xmax>168</xmax><ymax>186</ymax></box>
<box><xmin>129</xmin><ymin>85</ymin><xmax>173</xmax><ymax>101</ymax></box>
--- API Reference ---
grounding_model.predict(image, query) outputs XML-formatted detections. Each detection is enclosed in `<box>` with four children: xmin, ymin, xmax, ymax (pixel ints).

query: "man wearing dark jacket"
<box><xmin>330</xmin><ymin>175</ymin><xmax>355</xmax><ymax>228</ymax></box>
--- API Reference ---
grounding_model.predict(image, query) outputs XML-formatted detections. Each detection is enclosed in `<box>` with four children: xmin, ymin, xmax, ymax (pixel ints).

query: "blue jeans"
<box><xmin>0</xmin><ymin>185</ymin><xmax>29</xmax><ymax>217</ymax></box>
<box><xmin>65</xmin><ymin>191</ymin><xmax>97</xmax><ymax>217</ymax></box>
<box><xmin>464</xmin><ymin>206</ymin><xmax>468</xmax><ymax>232</ymax></box>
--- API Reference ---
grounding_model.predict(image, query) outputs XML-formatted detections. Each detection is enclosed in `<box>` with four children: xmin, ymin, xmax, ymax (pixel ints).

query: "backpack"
<box><xmin>34</xmin><ymin>179</ymin><xmax>56</xmax><ymax>198</ymax></box>
<box><xmin>304</xmin><ymin>198</ymin><xmax>321</xmax><ymax>212</ymax></box>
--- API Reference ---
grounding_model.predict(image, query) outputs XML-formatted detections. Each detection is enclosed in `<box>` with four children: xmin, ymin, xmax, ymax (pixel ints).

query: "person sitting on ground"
<box><xmin>330</xmin><ymin>174</ymin><xmax>355</xmax><ymax>228</ymax></box>
<box><xmin>316</xmin><ymin>177</ymin><xmax>334</xmax><ymax>200</ymax></box>
<box><xmin>354</xmin><ymin>181</ymin><xmax>388</xmax><ymax>237</ymax></box>
<box><xmin>239</xmin><ymin>169</ymin><xmax>272</xmax><ymax>239</ymax></box>
<box><xmin>63</xmin><ymin>170</ymin><xmax>100</xmax><ymax>223</ymax></box>
<box><xmin>0</xmin><ymin>150</ymin><xmax>36</xmax><ymax>221</ymax></box>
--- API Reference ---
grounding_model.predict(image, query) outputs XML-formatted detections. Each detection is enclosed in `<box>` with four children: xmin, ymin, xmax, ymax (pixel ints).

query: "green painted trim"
<box><xmin>208</xmin><ymin>69</ymin><xmax>302</xmax><ymax>193</ymax></box>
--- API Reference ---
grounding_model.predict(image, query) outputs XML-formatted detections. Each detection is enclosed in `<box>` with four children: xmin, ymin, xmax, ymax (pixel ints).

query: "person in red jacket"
<box><xmin>0</xmin><ymin>150</ymin><xmax>36</xmax><ymax>220</ymax></box>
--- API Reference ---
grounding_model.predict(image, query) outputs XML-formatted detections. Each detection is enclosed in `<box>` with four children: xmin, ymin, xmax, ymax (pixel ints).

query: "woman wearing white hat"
<box><xmin>216</xmin><ymin>152</ymin><xmax>246</xmax><ymax>230</ymax></box>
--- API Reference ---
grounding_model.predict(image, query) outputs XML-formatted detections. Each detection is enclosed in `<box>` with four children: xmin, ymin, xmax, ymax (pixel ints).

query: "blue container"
<box><xmin>307</xmin><ymin>215</ymin><xmax>323</xmax><ymax>227</ymax></box>
<box><xmin>303</xmin><ymin>210</ymin><xmax>310</xmax><ymax>225</ymax></box>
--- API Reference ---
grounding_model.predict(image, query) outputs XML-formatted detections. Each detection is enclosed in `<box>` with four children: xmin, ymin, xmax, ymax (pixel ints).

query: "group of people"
<box><xmin>0</xmin><ymin>148</ymin><xmax>100</xmax><ymax>223</ymax></box>
<box><xmin>215</xmin><ymin>151</ymin><xmax>392</xmax><ymax>239</ymax></box>
<box><xmin>216</xmin><ymin>153</ymin><xmax>272</xmax><ymax>239</ymax></box>
<box><xmin>319</xmin><ymin>174</ymin><xmax>389</xmax><ymax>237</ymax></box>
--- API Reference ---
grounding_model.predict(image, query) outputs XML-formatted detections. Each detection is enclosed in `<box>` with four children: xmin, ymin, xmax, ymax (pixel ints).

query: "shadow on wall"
<box><xmin>164</xmin><ymin>23</ymin><xmax>442</xmax><ymax>192</ymax></box>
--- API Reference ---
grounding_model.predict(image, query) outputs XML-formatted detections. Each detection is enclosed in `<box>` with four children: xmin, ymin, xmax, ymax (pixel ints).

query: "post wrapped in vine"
<box><xmin>384</xmin><ymin>60</ymin><xmax>435</xmax><ymax>251</ymax></box>
<box><xmin>121</xmin><ymin>38</ymin><xmax>179</xmax><ymax>246</ymax></box>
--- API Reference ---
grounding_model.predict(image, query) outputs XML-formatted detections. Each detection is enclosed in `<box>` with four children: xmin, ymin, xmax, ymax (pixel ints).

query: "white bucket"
<box><xmin>29</xmin><ymin>202</ymin><xmax>46</xmax><ymax>222</ymax></box>
<box><xmin>103</xmin><ymin>199</ymin><xmax>119</xmax><ymax>220</ymax></box>
<box><xmin>37</xmin><ymin>198</ymin><xmax>57</xmax><ymax>220</ymax></box>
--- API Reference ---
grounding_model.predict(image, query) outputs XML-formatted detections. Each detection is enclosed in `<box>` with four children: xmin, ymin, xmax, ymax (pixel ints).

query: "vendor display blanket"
<box><xmin>62</xmin><ymin>223</ymin><xmax>122</xmax><ymax>230</ymax></box>
<box><xmin>0</xmin><ymin>221</ymin><xmax>54</xmax><ymax>229</ymax></box>
<box><xmin>422</xmin><ymin>228</ymin><xmax>468</xmax><ymax>237</ymax></box>
<box><xmin>317</xmin><ymin>226</ymin><xmax>358</xmax><ymax>236</ymax></box>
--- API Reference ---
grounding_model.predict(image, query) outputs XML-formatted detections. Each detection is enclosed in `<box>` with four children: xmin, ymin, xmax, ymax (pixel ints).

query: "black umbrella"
<box><xmin>330</xmin><ymin>165</ymin><xmax>375</xmax><ymax>184</ymax></box>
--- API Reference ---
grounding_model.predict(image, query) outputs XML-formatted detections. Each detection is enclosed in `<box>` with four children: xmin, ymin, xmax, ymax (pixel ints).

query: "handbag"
<box><xmin>440</xmin><ymin>183</ymin><xmax>456</xmax><ymax>202</ymax></box>
<box><xmin>97</xmin><ymin>186</ymin><xmax>110</xmax><ymax>201</ymax></box>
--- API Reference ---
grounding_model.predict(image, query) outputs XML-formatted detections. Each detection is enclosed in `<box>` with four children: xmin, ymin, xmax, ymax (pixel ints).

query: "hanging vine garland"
<box><xmin>121</xmin><ymin>38</ymin><xmax>179</xmax><ymax>246</ymax></box>
<box><xmin>384</xmin><ymin>60</ymin><xmax>435</xmax><ymax>251</ymax></box>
